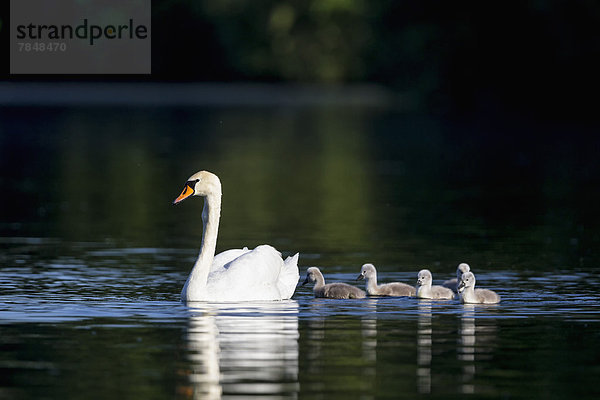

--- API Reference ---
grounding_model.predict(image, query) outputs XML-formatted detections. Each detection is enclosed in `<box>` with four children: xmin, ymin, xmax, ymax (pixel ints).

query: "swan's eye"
<box><xmin>186</xmin><ymin>180</ymin><xmax>199</xmax><ymax>190</ymax></box>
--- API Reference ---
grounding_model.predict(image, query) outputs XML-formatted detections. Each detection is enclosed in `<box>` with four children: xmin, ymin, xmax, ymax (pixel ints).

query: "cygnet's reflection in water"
<box><xmin>458</xmin><ymin>304</ymin><xmax>498</xmax><ymax>394</ymax></box>
<box><xmin>185</xmin><ymin>300</ymin><xmax>300</xmax><ymax>399</ymax></box>
<box><xmin>361</xmin><ymin>298</ymin><xmax>378</xmax><ymax>386</ymax></box>
<box><xmin>302</xmin><ymin>299</ymin><xmax>378</xmax><ymax>398</ymax></box>
<box><xmin>416</xmin><ymin>301</ymin><xmax>432</xmax><ymax>394</ymax></box>
<box><xmin>459</xmin><ymin>305</ymin><xmax>476</xmax><ymax>394</ymax></box>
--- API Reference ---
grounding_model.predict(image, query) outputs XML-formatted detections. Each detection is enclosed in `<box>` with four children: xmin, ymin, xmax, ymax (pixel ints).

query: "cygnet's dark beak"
<box><xmin>301</xmin><ymin>275</ymin><xmax>310</xmax><ymax>286</ymax></box>
<box><xmin>356</xmin><ymin>273</ymin><xmax>365</xmax><ymax>281</ymax></box>
<box><xmin>457</xmin><ymin>281</ymin><xmax>465</xmax><ymax>293</ymax></box>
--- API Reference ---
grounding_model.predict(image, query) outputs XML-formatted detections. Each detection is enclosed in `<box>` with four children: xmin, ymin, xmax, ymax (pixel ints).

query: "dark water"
<box><xmin>1</xmin><ymin>103</ymin><xmax>600</xmax><ymax>399</ymax></box>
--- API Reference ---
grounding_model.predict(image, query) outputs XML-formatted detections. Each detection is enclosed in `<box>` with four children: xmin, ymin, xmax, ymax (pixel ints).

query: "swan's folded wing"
<box><xmin>207</xmin><ymin>245</ymin><xmax>286</xmax><ymax>300</ymax></box>
<box><xmin>210</xmin><ymin>247</ymin><xmax>250</xmax><ymax>274</ymax></box>
<box><xmin>278</xmin><ymin>253</ymin><xmax>300</xmax><ymax>299</ymax></box>
<box><xmin>224</xmin><ymin>245</ymin><xmax>282</xmax><ymax>282</ymax></box>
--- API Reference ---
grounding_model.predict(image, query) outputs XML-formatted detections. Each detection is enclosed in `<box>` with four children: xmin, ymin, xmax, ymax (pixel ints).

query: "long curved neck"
<box><xmin>190</xmin><ymin>192</ymin><xmax>222</xmax><ymax>287</ymax></box>
<box><xmin>418</xmin><ymin>281</ymin><xmax>432</xmax><ymax>297</ymax></box>
<box><xmin>314</xmin><ymin>270</ymin><xmax>326</xmax><ymax>290</ymax></box>
<box><xmin>366</xmin><ymin>273</ymin><xmax>379</xmax><ymax>292</ymax></box>
<box><xmin>461</xmin><ymin>285</ymin><xmax>475</xmax><ymax>302</ymax></box>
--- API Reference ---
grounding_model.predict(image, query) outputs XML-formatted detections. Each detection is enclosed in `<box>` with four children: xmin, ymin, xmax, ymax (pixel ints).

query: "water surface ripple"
<box><xmin>2</xmin><ymin>240</ymin><xmax>600</xmax><ymax>399</ymax></box>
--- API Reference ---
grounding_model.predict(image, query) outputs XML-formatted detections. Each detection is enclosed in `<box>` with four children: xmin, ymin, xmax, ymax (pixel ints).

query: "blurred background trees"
<box><xmin>2</xmin><ymin>0</ymin><xmax>598</xmax><ymax>118</ymax></box>
<box><xmin>150</xmin><ymin>0</ymin><xmax>599</xmax><ymax>118</ymax></box>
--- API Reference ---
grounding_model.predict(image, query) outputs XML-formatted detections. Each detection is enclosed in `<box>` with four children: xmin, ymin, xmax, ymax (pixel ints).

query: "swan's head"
<box><xmin>416</xmin><ymin>269</ymin><xmax>432</xmax><ymax>286</ymax></box>
<box><xmin>173</xmin><ymin>170</ymin><xmax>222</xmax><ymax>205</ymax></box>
<box><xmin>457</xmin><ymin>263</ymin><xmax>471</xmax><ymax>277</ymax></box>
<box><xmin>356</xmin><ymin>263</ymin><xmax>376</xmax><ymax>281</ymax></box>
<box><xmin>302</xmin><ymin>267</ymin><xmax>321</xmax><ymax>286</ymax></box>
<box><xmin>458</xmin><ymin>271</ymin><xmax>476</xmax><ymax>293</ymax></box>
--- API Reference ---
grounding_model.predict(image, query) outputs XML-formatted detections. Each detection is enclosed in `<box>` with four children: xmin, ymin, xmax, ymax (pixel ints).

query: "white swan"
<box><xmin>416</xmin><ymin>269</ymin><xmax>454</xmax><ymax>300</ymax></box>
<box><xmin>356</xmin><ymin>263</ymin><xmax>416</xmax><ymax>297</ymax></box>
<box><xmin>458</xmin><ymin>272</ymin><xmax>500</xmax><ymax>304</ymax></box>
<box><xmin>302</xmin><ymin>267</ymin><xmax>366</xmax><ymax>299</ymax></box>
<box><xmin>443</xmin><ymin>263</ymin><xmax>471</xmax><ymax>292</ymax></box>
<box><xmin>174</xmin><ymin>171</ymin><xmax>300</xmax><ymax>302</ymax></box>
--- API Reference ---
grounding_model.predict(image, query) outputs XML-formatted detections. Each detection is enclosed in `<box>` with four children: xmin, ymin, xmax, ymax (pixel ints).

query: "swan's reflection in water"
<box><xmin>185</xmin><ymin>301</ymin><xmax>300</xmax><ymax>399</ymax></box>
<box><xmin>417</xmin><ymin>301</ymin><xmax>432</xmax><ymax>394</ymax></box>
<box><xmin>187</xmin><ymin>311</ymin><xmax>222</xmax><ymax>399</ymax></box>
<box><xmin>458</xmin><ymin>304</ymin><xmax>498</xmax><ymax>394</ymax></box>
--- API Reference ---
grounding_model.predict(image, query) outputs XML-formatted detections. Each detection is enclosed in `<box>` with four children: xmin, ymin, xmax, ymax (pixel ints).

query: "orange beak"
<box><xmin>173</xmin><ymin>183</ymin><xmax>195</xmax><ymax>205</ymax></box>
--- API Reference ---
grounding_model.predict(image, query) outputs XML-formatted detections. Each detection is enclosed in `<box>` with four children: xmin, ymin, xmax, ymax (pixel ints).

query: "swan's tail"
<box><xmin>278</xmin><ymin>253</ymin><xmax>300</xmax><ymax>299</ymax></box>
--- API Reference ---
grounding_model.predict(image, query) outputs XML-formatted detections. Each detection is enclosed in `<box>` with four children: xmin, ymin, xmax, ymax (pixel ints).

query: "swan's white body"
<box><xmin>175</xmin><ymin>171</ymin><xmax>300</xmax><ymax>302</ymax></box>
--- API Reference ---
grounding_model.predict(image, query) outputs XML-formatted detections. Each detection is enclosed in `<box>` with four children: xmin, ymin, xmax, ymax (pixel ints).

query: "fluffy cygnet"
<box><xmin>356</xmin><ymin>263</ymin><xmax>416</xmax><ymax>297</ymax></box>
<box><xmin>416</xmin><ymin>269</ymin><xmax>455</xmax><ymax>300</ymax></box>
<box><xmin>443</xmin><ymin>263</ymin><xmax>471</xmax><ymax>292</ymax></box>
<box><xmin>302</xmin><ymin>267</ymin><xmax>366</xmax><ymax>299</ymax></box>
<box><xmin>458</xmin><ymin>272</ymin><xmax>500</xmax><ymax>304</ymax></box>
